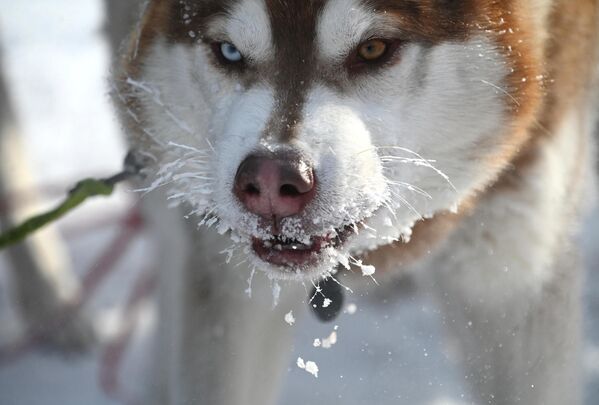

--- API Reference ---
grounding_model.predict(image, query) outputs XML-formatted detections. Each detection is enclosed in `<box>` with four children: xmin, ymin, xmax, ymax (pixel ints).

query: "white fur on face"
<box><xmin>317</xmin><ymin>0</ymin><xmax>380</xmax><ymax>61</ymax></box>
<box><xmin>206</xmin><ymin>0</ymin><xmax>273</xmax><ymax>63</ymax></box>
<box><xmin>130</xmin><ymin>0</ymin><xmax>511</xmax><ymax>280</ymax></box>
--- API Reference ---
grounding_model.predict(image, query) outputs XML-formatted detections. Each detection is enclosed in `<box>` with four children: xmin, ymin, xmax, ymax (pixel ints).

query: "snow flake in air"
<box><xmin>284</xmin><ymin>311</ymin><xmax>295</xmax><ymax>325</ymax></box>
<box><xmin>297</xmin><ymin>357</ymin><xmax>319</xmax><ymax>378</ymax></box>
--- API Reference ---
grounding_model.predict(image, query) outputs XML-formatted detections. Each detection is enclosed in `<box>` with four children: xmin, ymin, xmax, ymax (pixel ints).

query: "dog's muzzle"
<box><xmin>234</xmin><ymin>149</ymin><xmax>324</xmax><ymax>267</ymax></box>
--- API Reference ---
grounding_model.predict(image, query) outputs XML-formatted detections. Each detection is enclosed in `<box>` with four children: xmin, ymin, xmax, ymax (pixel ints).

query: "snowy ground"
<box><xmin>0</xmin><ymin>2</ymin><xmax>598</xmax><ymax>404</ymax></box>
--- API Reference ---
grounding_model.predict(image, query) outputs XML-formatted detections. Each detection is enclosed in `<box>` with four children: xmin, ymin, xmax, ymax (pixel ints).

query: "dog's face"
<box><xmin>119</xmin><ymin>0</ymin><xmax>542</xmax><ymax>280</ymax></box>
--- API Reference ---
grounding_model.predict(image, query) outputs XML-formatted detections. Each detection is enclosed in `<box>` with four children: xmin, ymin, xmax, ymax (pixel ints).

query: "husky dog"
<box><xmin>113</xmin><ymin>1</ymin><xmax>599</xmax><ymax>404</ymax></box>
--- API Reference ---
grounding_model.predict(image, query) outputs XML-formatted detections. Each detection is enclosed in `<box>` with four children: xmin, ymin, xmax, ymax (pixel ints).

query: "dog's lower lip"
<box><xmin>252</xmin><ymin>237</ymin><xmax>323</xmax><ymax>267</ymax></box>
<box><xmin>251</xmin><ymin>225</ymin><xmax>354</xmax><ymax>268</ymax></box>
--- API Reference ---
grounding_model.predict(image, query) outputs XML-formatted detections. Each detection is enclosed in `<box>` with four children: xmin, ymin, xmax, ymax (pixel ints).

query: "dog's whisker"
<box><xmin>125</xmin><ymin>78</ymin><xmax>194</xmax><ymax>135</ymax></box>
<box><xmin>354</xmin><ymin>145</ymin><xmax>456</xmax><ymax>193</ymax></box>
<box><xmin>309</xmin><ymin>280</ymin><xmax>322</xmax><ymax>303</ymax></box>
<box><xmin>479</xmin><ymin>79</ymin><xmax>521</xmax><ymax>107</ymax></box>
<box><xmin>385</xmin><ymin>179</ymin><xmax>432</xmax><ymax>199</ymax></box>
<box><xmin>379</xmin><ymin>155</ymin><xmax>436</xmax><ymax>164</ymax></box>
<box><xmin>235</xmin><ymin>259</ymin><xmax>248</xmax><ymax>268</ymax></box>
<box><xmin>384</xmin><ymin>191</ymin><xmax>423</xmax><ymax>221</ymax></box>
<box><xmin>167</xmin><ymin>141</ymin><xmax>213</xmax><ymax>155</ymax></box>
<box><xmin>245</xmin><ymin>266</ymin><xmax>257</xmax><ymax>298</ymax></box>
<box><xmin>204</xmin><ymin>138</ymin><xmax>217</xmax><ymax>155</ymax></box>
<box><xmin>325</xmin><ymin>273</ymin><xmax>354</xmax><ymax>294</ymax></box>
<box><xmin>375</xmin><ymin>146</ymin><xmax>457</xmax><ymax>192</ymax></box>
<box><xmin>381</xmin><ymin>199</ymin><xmax>398</xmax><ymax>219</ymax></box>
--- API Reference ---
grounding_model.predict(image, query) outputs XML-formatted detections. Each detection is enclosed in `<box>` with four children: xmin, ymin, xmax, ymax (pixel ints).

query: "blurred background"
<box><xmin>0</xmin><ymin>1</ymin><xmax>598</xmax><ymax>404</ymax></box>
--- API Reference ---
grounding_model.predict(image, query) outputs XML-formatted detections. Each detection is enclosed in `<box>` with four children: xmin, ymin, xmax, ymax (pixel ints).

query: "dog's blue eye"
<box><xmin>220</xmin><ymin>42</ymin><xmax>242</xmax><ymax>62</ymax></box>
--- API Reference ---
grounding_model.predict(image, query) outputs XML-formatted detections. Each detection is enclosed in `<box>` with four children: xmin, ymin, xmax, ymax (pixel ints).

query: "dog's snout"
<box><xmin>234</xmin><ymin>153</ymin><xmax>315</xmax><ymax>220</ymax></box>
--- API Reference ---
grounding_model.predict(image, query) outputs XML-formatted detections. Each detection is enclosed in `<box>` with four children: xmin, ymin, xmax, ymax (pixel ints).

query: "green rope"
<box><xmin>0</xmin><ymin>151</ymin><xmax>146</xmax><ymax>251</ymax></box>
<box><xmin>0</xmin><ymin>179</ymin><xmax>114</xmax><ymax>250</ymax></box>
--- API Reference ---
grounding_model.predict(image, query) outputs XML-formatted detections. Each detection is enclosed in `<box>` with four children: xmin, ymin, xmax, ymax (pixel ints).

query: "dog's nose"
<box><xmin>234</xmin><ymin>153</ymin><xmax>315</xmax><ymax>220</ymax></box>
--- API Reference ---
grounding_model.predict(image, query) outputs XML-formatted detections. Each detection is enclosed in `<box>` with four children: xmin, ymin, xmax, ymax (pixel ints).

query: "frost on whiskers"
<box><xmin>131</xmin><ymin>136</ymin><xmax>462</xmax><ymax>289</ymax></box>
<box><xmin>137</xmin><ymin>141</ymin><xmax>217</xmax><ymax>218</ymax></box>
<box><xmin>135</xmin><ymin>145</ymin><xmax>340</xmax><ymax>280</ymax></box>
<box><xmin>134</xmin><ymin>138</ymin><xmax>373</xmax><ymax>284</ymax></box>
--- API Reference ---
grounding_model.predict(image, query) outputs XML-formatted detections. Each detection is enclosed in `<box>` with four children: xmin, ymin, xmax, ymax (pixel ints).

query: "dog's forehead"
<box><xmin>176</xmin><ymin>0</ymin><xmax>479</xmax><ymax>48</ymax></box>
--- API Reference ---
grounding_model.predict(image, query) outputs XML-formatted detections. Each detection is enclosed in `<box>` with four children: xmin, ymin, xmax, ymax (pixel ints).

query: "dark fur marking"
<box><xmin>262</xmin><ymin>0</ymin><xmax>326</xmax><ymax>141</ymax></box>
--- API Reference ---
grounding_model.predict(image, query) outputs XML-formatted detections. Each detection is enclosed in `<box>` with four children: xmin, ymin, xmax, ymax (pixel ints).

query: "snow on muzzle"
<box><xmin>251</xmin><ymin>225</ymin><xmax>355</xmax><ymax>267</ymax></box>
<box><xmin>234</xmin><ymin>148</ymin><xmax>330</xmax><ymax>267</ymax></box>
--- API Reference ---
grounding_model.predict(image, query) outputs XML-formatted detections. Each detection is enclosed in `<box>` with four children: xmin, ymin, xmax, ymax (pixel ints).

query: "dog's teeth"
<box><xmin>263</xmin><ymin>241</ymin><xmax>272</xmax><ymax>248</ymax></box>
<box><xmin>274</xmin><ymin>244</ymin><xmax>283</xmax><ymax>251</ymax></box>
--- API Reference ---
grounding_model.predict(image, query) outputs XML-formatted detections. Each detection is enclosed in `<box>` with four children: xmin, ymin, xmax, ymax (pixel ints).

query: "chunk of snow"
<box><xmin>361</xmin><ymin>264</ymin><xmax>376</xmax><ymax>277</ymax></box>
<box><xmin>322</xmin><ymin>298</ymin><xmax>332</xmax><ymax>308</ymax></box>
<box><xmin>337</xmin><ymin>254</ymin><xmax>350</xmax><ymax>270</ymax></box>
<box><xmin>321</xmin><ymin>331</ymin><xmax>338</xmax><ymax>349</ymax></box>
<box><xmin>314</xmin><ymin>327</ymin><xmax>339</xmax><ymax>349</ymax></box>
<box><xmin>346</xmin><ymin>303</ymin><xmax>358</xmax><ymax>314</ymax></box>
<box><xmin>296</xmin><ymin>357</ymin><xmax>319</xmax><ymax>378</ymax></box>
<box><xmin>271</xmin><ymin>280</ymin><xmax>281</xmax><ymax>308</ymax></box>
<box><xmin>305</xmin><ymin>361</ymin><xmax>319</xmax><ymax>378</ymax></box>
<box><xmin>284</xmin><ymin>311</ymin><xmax>295</xmax><ymax>325</ymax></box>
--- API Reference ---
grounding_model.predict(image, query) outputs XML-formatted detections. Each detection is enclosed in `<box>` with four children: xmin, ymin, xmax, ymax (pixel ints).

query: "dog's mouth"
<box><xmin>251</xmin><ymin>225</ymin><xmax>355</xmax><ymax>268</ymax></box>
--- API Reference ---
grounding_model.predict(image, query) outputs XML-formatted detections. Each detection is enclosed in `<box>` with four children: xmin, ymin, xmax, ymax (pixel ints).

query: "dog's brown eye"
<box><xmin>347</xmin><ymin>38</ymin><xmax>402</xmax><ymax>74</ymax></box>
<box><xmin>357</xmin><ymin>39</ymin><xmax>388</xmax><ymax>61</ymax></box>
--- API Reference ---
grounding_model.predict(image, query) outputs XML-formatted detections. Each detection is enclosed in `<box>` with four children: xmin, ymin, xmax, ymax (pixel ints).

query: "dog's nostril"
<box><xmin>245</xmin><ymin>184</ymin><xmax>260</xmax><ymax>195</ymax></box>
<box><xmin>280</xmin><ymin>184</ymin><xmax>302</xmax><ymax>197</ymax></box>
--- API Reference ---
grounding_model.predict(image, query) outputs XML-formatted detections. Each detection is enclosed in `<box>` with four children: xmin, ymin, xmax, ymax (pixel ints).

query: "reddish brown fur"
<box><xmin>262</xmin><ymin>1</ymin><xmax>326</xmax><ymax>140</ymax></box>
<box><xmin>363</xmin><ymin>0</ymin><xmax>478</xmax><ymax>41</ymax></box>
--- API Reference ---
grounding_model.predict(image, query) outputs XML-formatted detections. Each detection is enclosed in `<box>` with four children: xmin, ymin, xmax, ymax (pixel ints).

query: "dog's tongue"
<box><xmin>310</xmin><ymin>278</ymin><xmax>344</xmax><ymax>322</ymax></box>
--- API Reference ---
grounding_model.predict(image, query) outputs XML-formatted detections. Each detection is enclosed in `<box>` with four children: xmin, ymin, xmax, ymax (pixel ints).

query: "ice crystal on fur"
<box><xmin>138</xmin><ymin>142</ymin><xmax>216</xmax><ymax>219</ymax></box>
